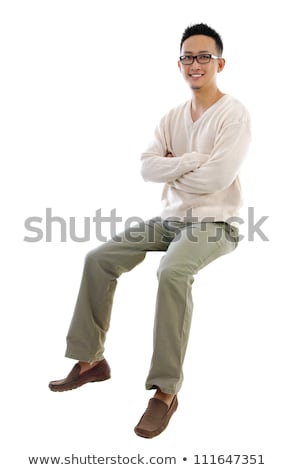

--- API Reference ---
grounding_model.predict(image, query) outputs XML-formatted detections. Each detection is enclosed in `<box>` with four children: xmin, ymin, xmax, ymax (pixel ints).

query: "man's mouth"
<box><xmin>189</xmin><ymin>73</ymin><xmax>203</xmax><ymax>78</ymax></box>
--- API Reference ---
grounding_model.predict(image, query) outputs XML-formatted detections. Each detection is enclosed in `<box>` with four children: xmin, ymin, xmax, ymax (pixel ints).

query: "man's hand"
<box><xmin>165</xmin><ymin>151</ymin><xmax>175</xmax><ymax>158</ymax></box>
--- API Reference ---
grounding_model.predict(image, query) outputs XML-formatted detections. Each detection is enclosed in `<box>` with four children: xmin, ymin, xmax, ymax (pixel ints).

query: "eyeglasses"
<box><xmin>179</xmin><ymin>53</ymin><xmax>221</xmax><ymax>65</ymax></box>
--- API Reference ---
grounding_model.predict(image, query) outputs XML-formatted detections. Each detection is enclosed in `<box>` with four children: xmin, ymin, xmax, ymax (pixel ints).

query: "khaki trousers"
<box><xmin>66</xmin><ymin>219</ymin><xmax>238</xmax><ymax>394</ymax></box>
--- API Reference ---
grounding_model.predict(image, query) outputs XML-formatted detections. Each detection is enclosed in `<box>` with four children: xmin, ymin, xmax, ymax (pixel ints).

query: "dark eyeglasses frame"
<box><xmin>179</xmin><ymin>54</ymin><xmax>221</xmax><ymax>65</ymax></box>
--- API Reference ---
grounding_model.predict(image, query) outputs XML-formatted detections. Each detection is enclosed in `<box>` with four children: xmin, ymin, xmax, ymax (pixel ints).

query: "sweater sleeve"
<box><xmin>170</xmin><ymin>119</ymin><xmax>251</xmax><ymax>194</ymax></box>
<box><xmin>140</xmin><ymin>119</ymin><xmax>199</xmax><ymax>183</ymax></box>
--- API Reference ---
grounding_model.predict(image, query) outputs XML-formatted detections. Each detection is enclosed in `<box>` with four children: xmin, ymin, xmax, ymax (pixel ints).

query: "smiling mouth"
<box><xmin>189</xmin><ymin>73</ymin><xmax>204</xmax><ymax>78</ymax></box>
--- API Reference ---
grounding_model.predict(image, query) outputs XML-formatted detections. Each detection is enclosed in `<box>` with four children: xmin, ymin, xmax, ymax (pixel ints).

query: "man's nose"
<box><xmin>191</xmin><ymin>58</ymin><xmax>201</xmax><ymax>68</ymax></box>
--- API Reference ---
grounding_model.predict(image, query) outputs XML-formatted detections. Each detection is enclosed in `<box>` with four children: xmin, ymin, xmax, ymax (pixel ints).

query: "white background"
<box><xmin>1</xmin><ymin>0</ymin><xmax>294</xmax><ymax>468</ymax></box>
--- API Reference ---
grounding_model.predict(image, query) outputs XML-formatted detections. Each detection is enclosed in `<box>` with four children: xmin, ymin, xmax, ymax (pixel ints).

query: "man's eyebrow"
<box><xmin>182</xmin><ymin>50</ymin><xmax>211</xmax><ymax>54</ymax></box>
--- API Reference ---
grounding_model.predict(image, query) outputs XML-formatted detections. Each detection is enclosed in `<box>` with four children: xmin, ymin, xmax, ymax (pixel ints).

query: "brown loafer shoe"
<box><xmin>134</xmin><ymin>395</ymin><xmax>178</xmax><ymax>438</ymax></box>
<box><xmin>49</xmin><ymin>359</ymin><xmax>111</xmax><ymax>392</ymax></box>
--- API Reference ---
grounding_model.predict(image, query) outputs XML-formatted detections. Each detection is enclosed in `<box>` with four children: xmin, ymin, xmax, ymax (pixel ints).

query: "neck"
<box><xmin>191</xmin><ymin>87</ymin><xmax>224</xmax><ymax>117</ymax></box>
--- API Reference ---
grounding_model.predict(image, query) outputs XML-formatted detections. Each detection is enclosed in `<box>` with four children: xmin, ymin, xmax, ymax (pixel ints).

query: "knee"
<box><xmin>157</xmin><ymin>260</ymin><xmax>194</xmax><ymax>285</ymax></box>
<box><xmin>84</xmin><ymin>245</ymin><xmax>106</xmax><ymax>269</ymax></box>
<box><xmin>157</xmin><ymin>264</ymin><xmax>182</xmax><ymax>282</ymax></box>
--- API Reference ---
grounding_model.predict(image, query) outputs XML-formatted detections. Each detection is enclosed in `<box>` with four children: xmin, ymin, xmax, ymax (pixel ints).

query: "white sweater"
<box><xmin>141</xmin><ymin>95</ymin><xmax>251</xmax><ymax>222</ymax></box>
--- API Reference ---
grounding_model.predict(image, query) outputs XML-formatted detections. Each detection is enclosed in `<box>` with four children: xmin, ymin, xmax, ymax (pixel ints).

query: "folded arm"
<box><xmin>170</xmin><ymin>121</ymin><xmax>251</xmax><ymax>194</ymax></box>
<box><xmin>140</xmin><ymin>121</ymin><xmax>203</xmax><ymax>183</ymax></box>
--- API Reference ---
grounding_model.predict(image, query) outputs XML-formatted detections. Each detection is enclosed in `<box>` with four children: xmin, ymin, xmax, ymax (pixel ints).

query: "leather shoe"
<box><xmin>49</xmin><ymin>359</ymin><xmax>111</xmax><ymax>392</ymax></box>
<box><xmin>134</xmin><ymin>395</ymin><xmax>178</xmax><ymax>438</ymax></box>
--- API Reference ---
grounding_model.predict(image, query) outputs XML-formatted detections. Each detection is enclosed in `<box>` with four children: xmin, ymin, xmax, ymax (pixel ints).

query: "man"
<box><xmin>49</xmin><ymin>23</ymin><xmax>251</xmax><ymax>438</ymax></box>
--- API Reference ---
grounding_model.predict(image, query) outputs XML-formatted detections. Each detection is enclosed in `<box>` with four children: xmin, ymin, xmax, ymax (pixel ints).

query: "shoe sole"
<box><xmin>49</xmin><ymin>374</ymin><xmax>111</xmax><ymax>392</ymax></box>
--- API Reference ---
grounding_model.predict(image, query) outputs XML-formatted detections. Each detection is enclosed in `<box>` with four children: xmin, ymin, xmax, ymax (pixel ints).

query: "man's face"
<box><xmin>178</xmin><ymin>34</ymin><xmax>225</xmax><ymax>90</ymax></box>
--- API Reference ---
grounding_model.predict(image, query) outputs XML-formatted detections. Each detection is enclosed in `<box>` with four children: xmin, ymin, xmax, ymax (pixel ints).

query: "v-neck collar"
<box><xmin>187</xmin><ymin>94</ymin><xmax>228</xmax><ymax>125</ymax></box>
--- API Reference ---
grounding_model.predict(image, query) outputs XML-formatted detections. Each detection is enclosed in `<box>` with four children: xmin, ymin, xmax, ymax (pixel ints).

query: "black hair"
<box><xmin>180</xmin><ymin>23</ymin><xmax>223</xmax><ymax>55</ymax></box>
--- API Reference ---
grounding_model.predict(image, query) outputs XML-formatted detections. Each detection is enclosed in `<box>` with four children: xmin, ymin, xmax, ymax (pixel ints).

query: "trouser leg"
<box><xmin>65</xmin><ymin>220</ymin><xmax>169</xmax><ymax>362</ymax></box>
<box><xmin>145</xmin><ymin>222</ymin><xmax>238</xmax><ymax>394</ymax></box>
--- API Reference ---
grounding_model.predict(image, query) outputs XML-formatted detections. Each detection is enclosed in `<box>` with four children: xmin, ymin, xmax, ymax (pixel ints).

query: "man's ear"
<box><xmin>217</xmin><ymin>58</ymin><xmax>226</xmax><ymax>73</ymax></box>
<box><xmin>178</xmin><ymin>60</ymin><xmax>182</xmax><ymax>72</ymax></box>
